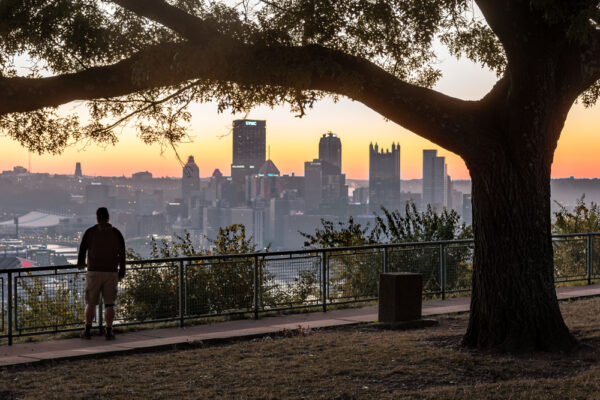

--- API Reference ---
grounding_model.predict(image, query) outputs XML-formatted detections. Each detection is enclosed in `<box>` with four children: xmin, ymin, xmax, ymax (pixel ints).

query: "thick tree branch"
<box><xmin>473</xmin><ymin>0</ymin><xmax>517</xmax><ymax>53</ymax></box>
<box><xmin>109</xmin><ymin>0</ymin><xmax>484</xmax><ymax>153</ymax></box>
<box><xmin>0</xmin><ymin>43</ymin><xmax>193</xmax><ymax>114</ymax></box>
<box><xmin>474</xmin><ymin>0</ymin><xmax>570</xmax><ymax>69</ymax></box>
<box><xmin>582</xmin><ymin>29</ymin><xmax>600</xmax><ymax>83</ymax></box>
<box><xmin>110</xmin><ymin>0</ymin><xmax>231</xmax><ymax>47</ymax></box>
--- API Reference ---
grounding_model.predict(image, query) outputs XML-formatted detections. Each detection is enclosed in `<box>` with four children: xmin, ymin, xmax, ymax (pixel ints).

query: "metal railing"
<box><xmin>1</xmin><ymin>232</ymin><xmax>599</xmax><ymax>345</ymax></box>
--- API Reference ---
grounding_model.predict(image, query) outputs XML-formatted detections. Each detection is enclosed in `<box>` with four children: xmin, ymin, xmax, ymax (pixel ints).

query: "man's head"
<box><xmin>96</xmin><ymin>207</ymin><xmax>109</xmax><ymax>224</ymax></box>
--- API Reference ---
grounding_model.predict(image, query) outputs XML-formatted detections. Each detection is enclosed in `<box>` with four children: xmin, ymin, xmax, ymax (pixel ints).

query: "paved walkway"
<box><xmin>1</xmin><ymin>284</ymin><xmax>599</xmax><ymax>368</ymax></box>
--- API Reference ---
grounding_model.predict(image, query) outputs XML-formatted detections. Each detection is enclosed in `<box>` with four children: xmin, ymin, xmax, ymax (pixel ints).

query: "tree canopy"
<box><xmin>1</xmin><ymin>0</ymin><xmax>598</xmax><ymax>154</ymax></box>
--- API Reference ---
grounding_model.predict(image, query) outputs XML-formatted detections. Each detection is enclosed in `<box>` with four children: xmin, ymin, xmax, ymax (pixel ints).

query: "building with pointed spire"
<box><xmin>182</xmin><ymin>155</ymin><xmax>200</xmax><ymax>206</ymax></box>
<box><xmin>249</xmin><ymin>159</ymin><xmax>282</xmax><ymax>202</ymax></box>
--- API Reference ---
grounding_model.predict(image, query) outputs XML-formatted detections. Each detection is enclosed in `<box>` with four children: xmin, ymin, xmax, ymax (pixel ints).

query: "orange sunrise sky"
<box><xmin>1</xmin><ymin>47</ymin><xmax>599</xmax><ymax>180</ymax></box>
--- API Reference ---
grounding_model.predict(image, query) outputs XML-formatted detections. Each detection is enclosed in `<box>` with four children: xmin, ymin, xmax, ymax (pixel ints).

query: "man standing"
<box><xmin>77</xmin><ymin>207</ymin><xmax>126</xmax><ymax>340</ymax></box>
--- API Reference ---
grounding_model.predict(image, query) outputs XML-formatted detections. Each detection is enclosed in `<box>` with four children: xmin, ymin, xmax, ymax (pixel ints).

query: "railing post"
<box><xmin>98</xmin><ymin>299</ymin><xmax>103</xmax><ymax>332</ymax></box>
<box><xmin>7</xmin><ymin>272</ymin><xmax>12</xmax><ymax>346</ymax></box>
<box><xmin>383</xmin><ymin>247</ymin><xmax>388</xmax><ymax>273</ymax></box>
<box><xmin>179</xmin><ymin>260</ymin><xmax>185</xmax><ymax>328</ymax></box>
<box><xmin>322</xmin><ymin>251</ymin><xmax>327</xmax><ymax>313</ymax></box>
<box><xmin>184</xmin><ymin>261</ymin><xmax>188</xmax><ymax>317</ymax></box>
<box><xmin>259</xmin><ymin>256</ymin><xmax>265</xmax><ymax>311</ymax></box>
<box><xmin>587</xmin><ymin>234</ymin><xmax>593</xmax><ymax>285</ymax></box>
<box><xmin>440</xmin><ymin>244</ymin><xmax>446</xmax><ymax>300</ymax></box>
<box><xmin>253</xmin><ymin>255</ymin><xmax>259</xmax><ymax>320</ymax></box>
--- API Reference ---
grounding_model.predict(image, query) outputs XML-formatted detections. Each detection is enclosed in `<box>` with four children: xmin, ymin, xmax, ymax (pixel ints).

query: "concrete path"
<box><xmin>1</xmin><ymin>284</ymin><xmax>599</xmax><ymax>368</ymax></box>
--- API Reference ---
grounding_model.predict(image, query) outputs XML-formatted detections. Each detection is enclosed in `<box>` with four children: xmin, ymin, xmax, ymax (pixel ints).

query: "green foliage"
<box><xmin>119</xmin><ymin>263</ymin><xmax>179</xmax><ymax>321</ymax></box>
<box><xmin>553</xmin><ymin>196</ymin><xmax>600</xmax><ymax>234</ymax></box>
<box><xmin>552</xmin><ymin>196</ymin><xmax>600</xmax><ymax>280</ymax></box>
<box><xmin>119</xmin><ymin>224</ymin><xmax>298</xmax><ymax>321</ymax></box>
<box><xmin>301</xmin><ymin>202</ymin><xmax>473</xmax><ymax>299</ymax></box>
<box><xmin>14</xmin><ymin>272</ymin><xmax>85</xmax><ymax>331</ymax></box>
<box><xmin>0</xmin><ymin>0</ymin><xmax>169</xmax><ymax>73</ymax></box>
<box><xmin>300</xmin><ymin>216</ymin><xmax>379</xmax><ymax>248</ymax></box>
<box><xmin>288</xmin><ymin>268</ymin><xmax>320</xmax><ymax>303</ymax></box>
<box><xmin>299</xmin><ymin>216</ymin><xmax>380</xmax><ymax>299</ymax></box>
<box><xmin>375</xmin><ymin>202</ymin><xmax>473</xmax><ymax>243</ymax></box>
<box><xmin>327</xmin><ymin>249</ymin><xmax>381</xmax><ymax>299</ymax></box>
<box><xmin>302</xmin><ymin>202</ymin><xmax>472</xmax><ymax>248</ymax></box>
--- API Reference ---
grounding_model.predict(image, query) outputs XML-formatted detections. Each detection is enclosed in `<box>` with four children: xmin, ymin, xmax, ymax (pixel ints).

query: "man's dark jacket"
<box><xmin>77</xmin><ymin>223</ymin><xmax>126</xmax><ymax>278</ymax></box>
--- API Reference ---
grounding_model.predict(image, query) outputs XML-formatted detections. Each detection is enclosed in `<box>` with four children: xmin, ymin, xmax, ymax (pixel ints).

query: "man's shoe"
<box><xmin>105</xmin><ymin>330</ymin><xmax>115</xmax><ymax>340</ymax></box>
<box><xmin>80</xmin><ymin>330</ymin><xmax>92</xmax><ymax>340</ymax></box>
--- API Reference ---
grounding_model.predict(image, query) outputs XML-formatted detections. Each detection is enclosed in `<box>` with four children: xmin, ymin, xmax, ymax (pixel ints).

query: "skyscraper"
<box><xmin>182</xmin><ymin>155</ymin><xmax>200</xmax><ymax>204</ymax></box>
<box><xmin>304</xmin><ymin>159</ymin><xmax>323</xmax><ymax>213</ymax></box>
<box><xmin>231</xmin><ymin>119</ymin><xmax>266</xmax><ymax>204</ymax></box>
<box><xmin>318</xmin><ymin>132</ymin><xmax>341</xmax><ymax>173</ymax></box>
<box><xmin>232</xmin><ymin>120</ymin><xmax>266</xmax><ymax>170</ymax></box>
<box><xmin>462</xmin><ymin>194</ymin><xmax>472</xmax><ymax>225</ymax></box>
<box><xmin>368</xmin><ymin>143</ymin><xmax>401</xmax><ymax>213</ymax></box>
<box><xmin>74</xmin><ymin>162</ymin><xmax>82</xmax><ymax>177</ymax></box>
<box><xmin>422</xmin><ymin>149</ymin><xmax>448</xmax><ymax>209</ymax></box>
<box><xmin>304</xmin><ymin>133</ymin><xmax>348</xmax><ymax>216</ymax></box>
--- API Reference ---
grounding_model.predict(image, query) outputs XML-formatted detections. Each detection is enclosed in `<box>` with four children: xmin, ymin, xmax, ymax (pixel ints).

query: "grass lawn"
<box><xmin>1</xmin><ymin>297</ymin><xmax>600</xmax><ymax>399</ymax></box>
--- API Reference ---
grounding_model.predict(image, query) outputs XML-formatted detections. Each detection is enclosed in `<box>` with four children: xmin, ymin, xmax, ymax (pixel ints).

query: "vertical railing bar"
<box><xmin>7</xmin><ymin>271</ymin><xmax>12</xmax><ymax>346</ymax></box>
<box><xmin>1</xmin><ymin>276</ymin><xmax>4</xmax><ymax>333</ymax></box>
<box><xmin>54</xmin><ymin>269</ymin><xmax>59</xmax><ymax>332</ymax></box>
<box><xmin>587</xmin><ymin>233</ymin><xmax>593</xmax><ymax>285</ymax></box>
<box><xmin>253</xmin><ymin>255</ymin><xmax>259</xmax><ymax>320</ymax></box>
<box><xmin>440</xmin><ymin>244</ymin><xmax>446</xmax><ymax>301</ymax></box>
<box><xmin>98</xmin><ymin>299</ymin><xmax>103</xmax><ymax>333</ymax></box>
<box><xmin>184</xmin><ymin>261</ymin><xmax>188</xmax><ymax>317</ymax></box>
<box><xmin>593</xmin><ymin>234</ymin><xmax>597</xmax><ymax>281</ymax></box>
<box><xmin>383</xmin><ymin>247</ymin><xmax>388</xmax><ymax>273</ymax></box>
<box><xmin>322</xmin><ymin>250</ymin><xmax>327</xmax><ymax>313</ymax></box>
<box><xmin>327</xmin><ymin>252</ymin><xmax>330</xmax><ymax>308</ymax></box>
<box><xmin>260</xmin><ymin>255</ymin><xmax>265</xmax><ymax>311</ymax></box>
<box><xmin>179</xmin><ymin>260</ymin><xmax>185</xmax><ymax>328</ymax></box>
<box><xmin>14</xmin><ymin>273</ymin><xmax>19</xmax><ymax>337</ymax></box>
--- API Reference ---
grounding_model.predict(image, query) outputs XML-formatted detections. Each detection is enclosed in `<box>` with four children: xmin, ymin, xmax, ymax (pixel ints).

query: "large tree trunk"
<box><xmin>462</xmin><ymin>119</ymin><xmax>578</xmax><ymax>352</ymax></box>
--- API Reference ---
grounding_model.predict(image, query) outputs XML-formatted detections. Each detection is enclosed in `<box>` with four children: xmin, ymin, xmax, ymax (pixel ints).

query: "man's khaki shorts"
<box><xmin>85</xmin><ymin>271</ymin><xmax>119</xmax><ymax>306</ymax></box>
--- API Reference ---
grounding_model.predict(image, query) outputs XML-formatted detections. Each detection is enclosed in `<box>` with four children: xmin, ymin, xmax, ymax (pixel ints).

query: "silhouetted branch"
<box><xmin>111</xmin><ymin>0</ymin><xmax>232</xmax><ymax>47</ymax></box>
<box><xmin>0</xmin><ymin>0</ymin><xmax>487</xmax><ymax>154</ymax></box>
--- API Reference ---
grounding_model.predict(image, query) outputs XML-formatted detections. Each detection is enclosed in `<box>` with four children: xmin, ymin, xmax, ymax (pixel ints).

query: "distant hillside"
<box><xmin>551</xmin><ymin>178</ymin><xmax>600</xmax><ymax>208</ymax></box>
<box><xmin>347</xmin><ymin>178</ymin><xmax>472</xmax><ymax>195</ymax></box>
<box><xmin>350</xmin><ymin>177</ymin><xmax>600</xmax><ymax>211</ymax></box>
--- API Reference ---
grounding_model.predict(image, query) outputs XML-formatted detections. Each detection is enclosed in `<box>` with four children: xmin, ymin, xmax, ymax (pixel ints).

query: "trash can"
<box><xmin>378</xmin><ymin>272</ymin><xmax>422</xmax><ymax>323</ymax></box>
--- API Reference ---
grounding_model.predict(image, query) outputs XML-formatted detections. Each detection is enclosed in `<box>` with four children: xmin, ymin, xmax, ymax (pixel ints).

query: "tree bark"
<box><xmin>463</xmin><ymin>125</ymin><xmax>578</xmax><ymax>352</ymax></box>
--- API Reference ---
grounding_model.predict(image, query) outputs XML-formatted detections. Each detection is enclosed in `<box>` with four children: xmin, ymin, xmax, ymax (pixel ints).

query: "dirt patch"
<box><xmin>0</xmin><ymin>391</ymin><xmax>21</xmax><ymax>400</ymax></box>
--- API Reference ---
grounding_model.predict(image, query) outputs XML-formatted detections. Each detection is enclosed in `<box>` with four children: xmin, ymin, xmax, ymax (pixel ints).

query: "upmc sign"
<box><xmin>245</xmin><ymin>121</ymin><xmax>257</xmax><ymax>126</ymax></box>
